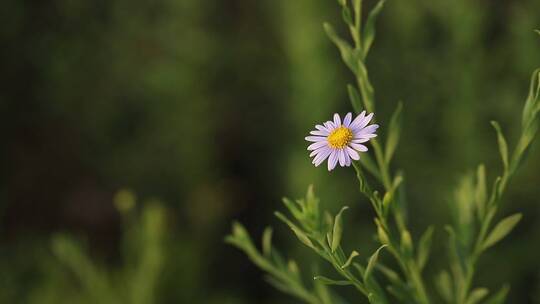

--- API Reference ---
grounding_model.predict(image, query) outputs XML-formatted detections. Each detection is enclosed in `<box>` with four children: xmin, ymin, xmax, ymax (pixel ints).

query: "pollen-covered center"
<box><xmin>327</xmin><ymin>126</ymin><xmax>353</xmax><ymax>149</ymax></box>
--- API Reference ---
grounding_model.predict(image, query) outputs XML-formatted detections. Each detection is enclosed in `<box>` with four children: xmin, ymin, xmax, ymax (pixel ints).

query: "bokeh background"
<box><xmin>1</xmin><ymin>0</ymin><xmax>540</xmax><ymax>303</ymax></box>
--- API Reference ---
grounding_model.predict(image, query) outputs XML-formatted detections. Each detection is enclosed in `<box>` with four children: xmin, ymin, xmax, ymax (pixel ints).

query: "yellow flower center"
<box><xmin>327</xmin><ymin>126</ymin><xmax>353</xmax><ymax>149</ymax></box>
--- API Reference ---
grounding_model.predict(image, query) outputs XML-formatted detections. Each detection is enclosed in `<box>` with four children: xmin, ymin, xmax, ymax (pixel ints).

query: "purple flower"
<box><xmin>305</xmin><ymin>111</ymin><xmax>379</xmax><ymax>171</ymax></box>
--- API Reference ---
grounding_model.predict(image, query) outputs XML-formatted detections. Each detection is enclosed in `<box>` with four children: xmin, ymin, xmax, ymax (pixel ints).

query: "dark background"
<box><xmin>1</xmin><ymin>0</ymin><xmax>540</xmax><ymax>303</ymax></box>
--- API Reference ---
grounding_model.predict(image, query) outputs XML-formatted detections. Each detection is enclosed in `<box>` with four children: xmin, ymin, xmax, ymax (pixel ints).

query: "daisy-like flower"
<box><xmin>305</xmin><ymin>111</ymin><xmax>378</xmax><ymax>171</ymax></box>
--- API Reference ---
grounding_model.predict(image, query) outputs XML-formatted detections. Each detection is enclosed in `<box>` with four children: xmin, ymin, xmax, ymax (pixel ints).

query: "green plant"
<box><xmin>227</xmin><ymin>1</ymin><xmax>540</xmax><ymax>303</ymax></box>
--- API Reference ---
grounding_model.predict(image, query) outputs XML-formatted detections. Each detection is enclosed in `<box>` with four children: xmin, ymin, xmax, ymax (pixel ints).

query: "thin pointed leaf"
<box><xmin>358</xmin><ymin>153</ymin><xmax>381</xmax><ymax>181</ymax></box>
<box><xmin>491</xmin><ymin>121</ymin><xmax>509</xmax><ymax>171</ymax></box>
<box><xmin>483</xmin><ymin>285</ymin><xmax>509</xmax><ymax>304</ymax></box>
<box><xmin>362</xmin><ymin>0</ymin><xmax>385</xmax><ymax>58</ymax></box>
<box><xmin>314</xmin><ymin>276</ymin><xmax>352</xmax><ymax>286</ymax></box>
<box><xmin>364</xmin><ymin>245</ymin><xmax>387</xmax><ymax>282</ymax></box>
<box><xmin>348</xmin><ymin>84</ymin><xmax>363</xmax><ymax>114</ymax></box>
<box><xmin>324</xmin><ymin>23</ymin><xmax>358</xmax><ymax>74</ymax></box>
<box><xmin>417</xmin><ymin>226</ymin><xmax>434</xmax><ymax>270</ymax></box>
<box><xmin>262</xmin><ymin>227</ymin><xmax>273</xmax><ymax>257</ymax></box>
<box><xmin>475</xmin><ymin>164</ymin><xmax>487</xmax><ymax>219</ymax></box>
<box><xmin>482</xmin><ymin>213</ymin><xmax>522</xmax><ymax>250</ymax></box>
<box><xmin>466</xmin><ymin>288</ymin><xmax>489</xmax><ymax>304</ymax></box>
<box><xmin>435</xmin><ymin>270</ymin><xmax>453</xmax><ymax>303</ymax></box>
<box><xmin>332</xmin><ymin>206</ymin><xmax>349</xmax><ymax>252</ymax></box>
<box><xmin>341</xmin><ymin>250</ymin><xmax>360</xmax><ymax>269</ymax></box>
<box><xmin>275</xmin><ymin>212</ymin><xmax>314</xmax><ymax>249</ymax></box>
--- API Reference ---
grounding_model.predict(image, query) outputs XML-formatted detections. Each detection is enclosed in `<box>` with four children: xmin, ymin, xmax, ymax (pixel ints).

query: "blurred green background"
<box><xmin>1</xmin><ymin>0</ymin><xmax>540</xmax><ymax>303</ymax></box>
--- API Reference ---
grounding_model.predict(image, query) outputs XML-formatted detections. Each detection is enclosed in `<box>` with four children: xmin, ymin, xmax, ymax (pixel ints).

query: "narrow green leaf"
<box><xmin>282</xmin><ymin>197</ymin><xmax>303</xmax><ymax>221</ymax></box>
<box><xmin>342</xmin><ymin>5</ymin><xmax>353</xmax><ymax>25</ymax></box>
<box><xmin>262</xmin><ymin>227</ymin><xmax>273</xmax><ymax>257</ymax></box>
<box><xmin>275</xmin><ymin>212</ymin><xmax>314</xmax><ymax>249</ymax></box>
<box><xmin>522</xmin><ymin>68</ymin><xmax>540</xmax><ymax>128</ymax></box>
<box><xmin>417</xmin><ymin>226</ymin><xmax>434</xmax><ymax>270</ymax></box>
<box><xmin>341</xmin><ymin>250</ymin><xmax>360</xmax><ymax>269</ymax></box>
<box><xmin>482</xmin><ymin>213</ymin><xmax>522</xmax><ymax>250</ymax></box>
<box><xmin>475</xmin><ymin>164</ymin><xmax>487</xmax><ymax>219</ymax></box>
<box><xmin>483</xmin><ymin>285</ymin><xmax>509</xmax><ymax>304</ymax></box>
<box><xmin>377</xmin><ymin>225</ymin><xmax>389</xmax><ymax>245</ymax></box>
<box><xmin>358</xmin><ymin>153</ymin><xmax>382</xmax><ymax>181</ymax></box>
<box><xmin>535</xmin><ymin>29</ymin><xmax>540</xmax><ymax>36</ymax></box>
<box><xmin>385</xmin><ymin>101</ymin><xmax>403</xmax><ymax>163</ymax></box>
<box><xmin>435</xmin><ymin>270</ymin><xmax>453</xmax><ymax>303</ymax></box>
<box><xmin>314</xmin><ymin>276</ymin><xmax>352</xmax><ymax>286</ymax></box>
<box><xmin>400</xmin><ymin>230</ymin><xmax>413</xmax><ymax>257</ymax></box>
<box><xmin>264</xmin><ymin>276</ymin><xmax>294</xmax><ymax>295</ymax></box>
<box><xmin>324</xmin><ymin>23</ymin><xmax>358</xmax><ymax>74</ymax></box>
<box><xmin>491</xmin><ymin>121</ymin><xmax>509</xmax><ymax>171</ymax></box>
<box><xmin>287</xmin><ymin>260</ymin><xmax>299</xmax><ymax>275</ymax></box>
<box><xmin>332</xmin><ymin>206</ymin><xmax>349</xmax><ymax>252</ymax></box>
<box><xmin>347</xmin><ymin>84</ymin><xmax>363</xmax><ymax>114</ymax></box>
<box><xmin>368</xmin><ymin>293</ymin><xmax>385</xmax><ymax>304</ymax></box>
<box><xmin>466</xmin><ymin>288</ymin><xmax>489</xmax><ymax>304</ymax></box>
<box><xmin>364</xmin><ymin>245</ymin><xmax>387</xmax><ymax>282</ymax></box>
<box><xmin>362</xmin><ymin>0</ymin><xmax>385</xmax><ymax>58</ymax></box>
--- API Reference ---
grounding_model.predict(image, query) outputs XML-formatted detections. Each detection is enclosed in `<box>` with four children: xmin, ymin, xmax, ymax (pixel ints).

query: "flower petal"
<box><xmin>333</xmin><ymin>113</ymin><xmax>341</xmax><ymax>127</ymax></box>
<box><xmin>351</xmin><ymin>137</ymin><xmax>370</xmax><ymax>143</ymax></box>
<box><xmin>328</xmin><ymin>150</ymin><xmax>338</xmax><ymax>171</ymax></box>
<box><xmin>308</xmin><ymin>141</ymin><xmax>328</xmax><ymax>150</ymax></box>
<box><xmin>338</xmin><ymin>149</ymin><xmax>346</xmax><ymax>166</ymax></box>
<box><xmin>351</xmin><ymin>112</ymin><xmax>373</xmax><ymax>130</ymax></box>
<box><xmin>315</xmin><ymin>124</ymin><xmax>330</xmax><ymax>132</ymax></box>
<box><xmin>345</xmin><ymin>152</ymin><xmax>351</xmax><ymax>166</ymax></box>
<box><xmin>349</xmin><ymin>142</ymin><xmax>368</xmax><ymax>152</ymax></box>
<box><xmin>324</xmin><ymin>121</ymin><xmax>336</xmax><ymax>131</ymax></box>
<box><xmin>314</xmin><ymin>148</ymin><xmax>332</xmax><ymax>167</ymax></box>
<box><xmin>349</xmin><ymin>111</ymin><xmax>366</xmax><ymax>128</ymax></box>
<box><xmin>346</xmin><ymin>146</ymin><xmax>360</xmax><ymax>160</ymax></box>
<box><xmin>358</xmin><ymin>124</ymin><xmax>379</xmax><ymax>135</ymax></box>
<box><xmin>343</xmin><ymin>112</ymin><xmax>352</xmax><ymax>127</ymax></box>
<box><xmin>305</xmin><ymin>136</ymin><xmax>326</xmax><ymax>142</ymax></box>
<box><xmin>310</xmin><ymin>130</ymin><xmax>329</xmax><ymax>136</ymax></box>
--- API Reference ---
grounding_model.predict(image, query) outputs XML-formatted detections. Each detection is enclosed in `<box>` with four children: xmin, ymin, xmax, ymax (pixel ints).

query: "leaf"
<box><xmin>466</xmin><ymin>288</ymin><xmax>489</xmax><ymax>304</ymax></box>
<box><xmin>483</xmin><ymin>285</ymin><xmax>509</xmax><ymax>304</ymax></box>
<box><xmin>314</xmin><ymin>276</ymin><xmax>352</xmax><ymax>286</ymax></box>
<box><xmin>385</xmin><ymin>101</ymin><xmax>403</xmax><ymax>163</ymax></box>
<box><xmin>348</xmin><ymin>84</ymin><xmax>363</xmax><ymax>114</ymax></box>
<box><xmin>332</xmin><ymin>206</ymin><xmax>349</xmax><ymax>252</ymax></box>
<box><xmin>376</xmin><ymin>220</ymin><xmax>389</xmax><ymax>245</ymax></box>
<box><xmin>417</xmin><ymin>226</ymin><xmax>434</xmax><ymax>270</ymax></box>
<box><xmin>364</xmin><ymin>245</ymin><xmax>387</xmax><ymax>282</ymax></box>
<box><xmin>368</xmin><ymin>293</ymin><xmax>385</xmax><ymax>304</ymax></box>
<box><xmin>400</xmin><ymin>230</ymin><xmax>413</xmax><ymax>257</ymax></box>
<box><xmin>262</xmin><ymin>227</ymin><xmax>273</xmax><ymax>257</ymax></box>
<box><xmin>482</xmin><ymin>213</ymin><xmax>522</xmax><ymax>250</ymax></box>
<box><xmin>324</xmin><ymin>23</ymin><xmax>358</xmax><ymax>74</ymax></box>
<box><xmin>522</xmin><ymin>68</ymin><xmax>540</xmax><ymax>128</ymax></box>
<box><xmin>475</xmin><ymin>164</ymin><xmax>487</xmax><ymax>219</ymax></box>
<box><xmin>491</xmin><ymin>121</ymin><xmax>509</xmax><ymax>171</ymax></box>
<box><xmin>305</xmin><ymin>184</ymin><xmax>320</xmax><ymax>222</ymax></box>
<box><xmin>358</xmin><ymin>153</ymin><xmax>382</xmax><ymax>181</ymax></box>
<box><xmin>435</xmin><ymin>270</ymin><xmax>453</xmax><ymax>303</ymax></box>
<box><xmin>282</xmin><ymin>197</ymin><xmax>303</xmax><ymax>222</ymax></box>
<box><xmin>275</xmin><ymin>212</ymin><xmax>314</xmax><ymax>249</ymax></box>
<box><xmin>341</xmin><ymin>250</ymin><xmax>360</xmax><ymax>269</ymax></box>
<box><xmin>342</xmin><ymin>5</ymin><xmax>353</xmax><ymax>25</ymax></box>
<box><xmin>362</xmin><ymin>0</ymin><xmax>385</xmax><ymax>58</ymax></box>
<box><xmin>536</xmin><ymin>29</ymin><xmax>540</xmax><ymax>36</ymax></box>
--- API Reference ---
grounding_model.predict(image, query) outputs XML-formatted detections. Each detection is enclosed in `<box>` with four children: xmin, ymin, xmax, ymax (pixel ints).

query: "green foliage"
<box><xmin>51</xmin><ymin>192</ymin><xmax>166</xmax><ymax>304</ymax></box>
<box><xmin>228</xmin><ymin>0</ymin><xmax>540</xmax><ymax>303</ymax></box>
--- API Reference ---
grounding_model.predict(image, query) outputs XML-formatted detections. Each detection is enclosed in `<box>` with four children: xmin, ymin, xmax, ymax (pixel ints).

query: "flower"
<box><xmin>305</xmin><ymin>111</ymin><xmax>378</xmax><ymax>171</ymax></box>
